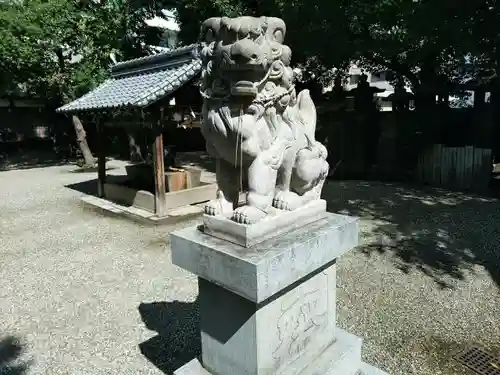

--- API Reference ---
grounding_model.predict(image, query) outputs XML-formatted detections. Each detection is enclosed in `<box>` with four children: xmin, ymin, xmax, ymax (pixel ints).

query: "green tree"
<box><xmin>167</xmin><ymin>0</ymin><xmax>498</xmax><ymax>97</ymax></box>
<box><xmin>0</xmin><ymin>0</ymin><xmax>164</xmax><ymax>103</ymax></box>
<box><xmin>0</xmin><ymin>0</ymin><xmax>165</xmax><ymax>164</ymax></box>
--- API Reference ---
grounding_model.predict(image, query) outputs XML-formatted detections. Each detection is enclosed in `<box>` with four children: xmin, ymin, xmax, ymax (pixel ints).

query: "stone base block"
<box><xmin>171</xmin><ymin>213</ymin><xmax>358</xmax><ymax>303</ymax></box>
<box><xmin>174</xmin><ymin>359</ymin><xmax>210</xmax><ymax>375</ymax></box>
<box><xmin>174</xmin><ymin>328</ymin><xmax>388</xmax><ymax>375</ymax></box>
<box><xmin>104</xmin><ymin>181</ymin><xmax>217</xmax><ymax>214</ymax></box>
<box><xmin>170</xmin><ymin>213</ymin><xmax>389</xmax><ymax>375</ymax></box>
<box><xmin>358</xmin><ymin>363</ymin><xmax>390</xmax><ymax>375</ymax></box>
<box><xmin>202</xmin><ymin>199</ymin><xmax>327</xmax><ymax>247</ymax></box>
<box><xmin>197</xmin><ymin>264</ymin><xmax>337</xmax><ymax>375</ymax></box>
<box><xmin>291</xmin><ymin>328</ymin><xmax>362</xmax><ymax>375</ymax></box>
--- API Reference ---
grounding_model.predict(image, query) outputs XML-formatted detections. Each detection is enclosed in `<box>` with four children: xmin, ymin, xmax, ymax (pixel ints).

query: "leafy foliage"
<box><xmin>0</xmin><ymin>0</ymin><xmax>164</xmax><ymax>105</ymax></box>
<box><xmin>1</xmin><ymin>0</ymin><xmax>498</xmax><ymax>106</ymax></box>
<box><xmin>168</xmin><ymin>0</ymin><xmax>500</xmax><ymax>93</ymax></box>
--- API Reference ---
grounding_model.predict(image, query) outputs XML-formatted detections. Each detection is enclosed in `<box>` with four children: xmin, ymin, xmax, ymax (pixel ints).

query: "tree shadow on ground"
<box><xmin>138</xmin><ymin>300</ymin><xmax>200</xmax><ymax>374</ymax></box>
<box><xmin>0</xmin><ymin>336</ymin><xmax>31</xmax><ymax>375</ymax></box>
<box><xmin>323</xmin><ymin>180</ymin><xmax>500</xmax><ymax>289</ymax></box>
<box><xmin>0</xmin><ymin>149</ymin><xmax>72</xmax><ymax>172</ymax></box>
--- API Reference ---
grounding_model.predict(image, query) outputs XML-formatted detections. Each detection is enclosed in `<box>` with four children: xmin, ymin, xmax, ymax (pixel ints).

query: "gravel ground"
<box><xmin>1</xmin><ymin>161</ymin><xmax>499</xmax><ymax>375</ymax></box>
<box><xmin>324</xmin><ymin>182</ymin><xmax>500</xmax><ymax>375</ymax></box>
<box><xmin>0</xmin><ymin>161</ymin><xmax>200</xmax><ymax>375</ymax></box>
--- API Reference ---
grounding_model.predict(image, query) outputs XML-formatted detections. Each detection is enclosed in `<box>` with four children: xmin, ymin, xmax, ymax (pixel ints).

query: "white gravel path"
<box><xmin>1</xmin><ymin>162</ymin><xmax>499</xmax><ymax>375</ymax></box>
<box><xmin>0</xmin><ymin>161</ymin><xmax>199</xmax><ymax>374</ymax></box>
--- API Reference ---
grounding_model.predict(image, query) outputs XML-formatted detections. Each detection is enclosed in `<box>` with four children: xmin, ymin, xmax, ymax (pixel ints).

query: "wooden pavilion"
<box><xmin>57</xmin><ymin>44</ymin><xmax>204</xmax><ymax>217</ymax></box>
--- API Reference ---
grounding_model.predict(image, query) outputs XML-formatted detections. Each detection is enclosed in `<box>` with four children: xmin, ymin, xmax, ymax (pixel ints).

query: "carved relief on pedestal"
<box><xmin>270</xmin><ymin>271</ymin><xmax>330</xmax><ymax>372</ymax></box>
<box><xmin>198</xmin><ymin>16</ymin><xmax>329</xmax><ymax>225</ymax></box>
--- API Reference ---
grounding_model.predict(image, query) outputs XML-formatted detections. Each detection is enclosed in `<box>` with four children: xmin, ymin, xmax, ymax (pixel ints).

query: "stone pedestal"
<box><xmin>170</xmin><ymin>213</ymin><xmax>389</xmax><ymax>375</ymax></box>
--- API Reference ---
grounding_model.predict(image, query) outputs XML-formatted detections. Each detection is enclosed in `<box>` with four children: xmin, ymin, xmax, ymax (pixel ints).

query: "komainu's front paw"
<box><xmin>204</xmin><ymin>192</ymin><xmax>233</xmax><ymax>217</ymax></box>
<box><xmin>231</xmin><ymin>205</ymin><xmax>268</xmax><ymax>224</ymax></box>
<box><xmin>204</xmin><ymin>200</ymin><xmax>221</xmax><ymax>216</ymax></box>
<box><xmin>272</xmin><ymin>190</ymin><xmax>302</xmax><ymax>211</ymax></box>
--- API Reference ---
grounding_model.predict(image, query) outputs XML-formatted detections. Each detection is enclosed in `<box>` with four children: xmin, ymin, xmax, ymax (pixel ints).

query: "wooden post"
<box><xmin>474</xmin><ymin>88</ymin><xmax>485</xmax><ymax>109</ymax></box>
<box><xmin>96</xmin><ymin>118</ymin><xmax>106</xmax><ymax>198</ymax></box>
<box><xmin>153</xmin><ymin>121</ymin><xmax>167</xmax><ymax>217</ymax></box>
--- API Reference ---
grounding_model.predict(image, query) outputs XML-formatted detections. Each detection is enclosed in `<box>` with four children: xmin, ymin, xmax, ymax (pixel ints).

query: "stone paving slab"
<box><xmin>80</xmin><ymin>185</ymin><xmax>205</xmax><ymax>225</ymax></box>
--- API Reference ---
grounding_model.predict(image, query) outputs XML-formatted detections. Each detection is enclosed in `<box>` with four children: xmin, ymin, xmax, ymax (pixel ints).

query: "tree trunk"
<box><xmin>72</xmin><ymin>115</ymin><xmax>95</xmax><ymax>166</ymax></box>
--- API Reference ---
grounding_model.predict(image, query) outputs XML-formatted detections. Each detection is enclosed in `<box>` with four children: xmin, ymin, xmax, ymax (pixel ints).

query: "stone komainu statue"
<box><xmin>199</xmin><ymin>16</ymin><xmax>329</xmax><ymax>224</ymax></box>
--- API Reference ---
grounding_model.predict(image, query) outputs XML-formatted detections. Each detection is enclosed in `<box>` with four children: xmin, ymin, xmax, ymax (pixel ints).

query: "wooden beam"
<box><xmin>97</xmin><ymin>120</ymin><xmax>106</xmax><ymax>198</ymax></box>
<box><xmin>153</xmin><ymin>126</ymin><xmax>167</xmax><ymax>217</ymax></box>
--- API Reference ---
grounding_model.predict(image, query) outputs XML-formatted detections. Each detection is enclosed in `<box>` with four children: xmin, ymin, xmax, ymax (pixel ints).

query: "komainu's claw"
<box><xmin>272</xmin><ymin>191</ymin><xmax>302</xmax><ymax>211</ymax></box>
<box><xmin>204</xmin><ymin>190</ymin><xmax>234</xmax><ymax>217</ymax></box>
<box><xmin>231</xmin><ymin>205</ymin><xmax>267</xmax><ymax>224</ymax></box>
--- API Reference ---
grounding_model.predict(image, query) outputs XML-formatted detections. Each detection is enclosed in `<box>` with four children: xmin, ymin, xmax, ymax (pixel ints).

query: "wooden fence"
<box><xmin>416</xmin><ymin>144</ymin><xmax>492</xmax><ymax>191</ymax></box>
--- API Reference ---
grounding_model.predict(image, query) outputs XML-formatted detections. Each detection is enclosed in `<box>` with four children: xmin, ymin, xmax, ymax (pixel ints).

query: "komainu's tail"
<box><xmin>296</xmin><ymin>89</ymin><xmax>317</xmax><ymax>145</ymax></box>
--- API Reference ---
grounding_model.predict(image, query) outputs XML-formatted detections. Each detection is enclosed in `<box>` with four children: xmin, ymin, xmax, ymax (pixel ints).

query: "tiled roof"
<box><xmin>56</xmin><ymin>44</ymin><xmax>202</xmax><ymax>113</ymax></box>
